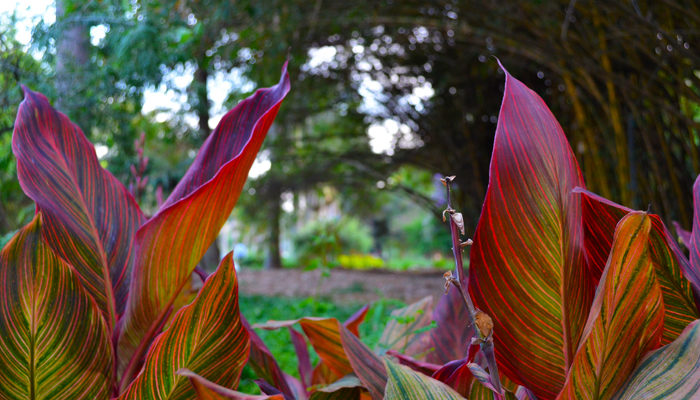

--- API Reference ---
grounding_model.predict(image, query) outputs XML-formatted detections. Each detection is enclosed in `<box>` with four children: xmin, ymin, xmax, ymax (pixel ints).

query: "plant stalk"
<box><xmin>442</xmin><ymin>176</ymin><xmax>503</xmax><ymax>396</ymax></box>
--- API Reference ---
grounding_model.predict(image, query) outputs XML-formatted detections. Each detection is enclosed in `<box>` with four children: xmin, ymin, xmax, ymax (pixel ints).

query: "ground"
<box><xmin>238</xmin><ymin>267</ymin><xmax>445</xmax><ymax>304</ymax></box>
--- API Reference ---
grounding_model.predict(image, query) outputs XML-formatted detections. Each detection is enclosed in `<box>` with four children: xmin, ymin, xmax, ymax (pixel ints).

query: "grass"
<box><xmin>238</xmin><ymin>294</ymin><xmax>405</xmax><ymax>394</ymax></box>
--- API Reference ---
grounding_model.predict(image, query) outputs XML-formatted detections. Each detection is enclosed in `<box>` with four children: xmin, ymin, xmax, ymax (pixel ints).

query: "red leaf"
<box><xmin>12</xmin><ymin>87</ymin><xmax>145</xmax><ymax>327</ymax></box>
<box><xmin>468</xmin><ymin>63</ymin><xmax>594</xmax><ymax>399</ymax></box>
<box><xmin>118</xmin><ymin>64</ymin><xmax>290</xmax><ymax>379</ymax></box>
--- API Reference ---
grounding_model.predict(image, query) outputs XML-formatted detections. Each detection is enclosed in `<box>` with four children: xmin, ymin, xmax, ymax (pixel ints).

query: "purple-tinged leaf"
<box><xmin>339</xmin><ymin>325</ymin><xmax>386</xmax><ymax>400</ymax></box>
<box><xmin>0</xmin><ymin>215</ymin><xmax>113</xmax><ymax>399</ymax></box>
<box><xmin>118</xmin><ymin>64</ymin><xmax>290</xmax><ymax>379</ymax></box>
<box><xmin>178</xmin><ymin>369</ymin><xmax>283</xmax><ymax>400</ymax></box>
<box><xmin>468</xmin><ymin>63</ymin><xmax>594</xmax><ymax>399</ymax></box>
<box><xmin>117</xmin><ymin>253</ymin><xmax>249</xmax><ymax>398</ymax></box>
<box><xmin>673</xmin><ymin>221</ymin><xmax>692</xmax><ymax>249</ymax></box>
<box><xmin>425</xmin><ymin>287</ymin><xmax>473</xmax><ymax>364</ymax></box>
<box><xmin>687</xmin><ymin>176</ymin><xmax>700</xmax><ymax>292</ymax></box>
<box><xmin>432</xmin><ymin>360</ymin><xmax>473</xmax><ymax>397</ymax></box>
<box><xmin>289</xmin><ymin>327</ymin><xmax>312</xmax><ymax>388</ymax></box>
<box><xmin>386</xmin><ymin>351</ymin><xmax>441</xmax><ymax>376</ymax></box>
<box><xmin>242</xmin><ymin>317</ymin><xmax>298</xmax><ymax>400</ymax></box>
<box><xmin>256</xmin><ymin>318</ymin><xmax>353</xmax><ymax>378</ymax></box>
<box><xmin>12</xmin><ymin>87</ymin><xmax>145</xmax><ymax>326</ymax></box>
<box><xmin>309</xmin><ymin>375</ymin><xmax>364</xmax><ymax>400</ymax></box>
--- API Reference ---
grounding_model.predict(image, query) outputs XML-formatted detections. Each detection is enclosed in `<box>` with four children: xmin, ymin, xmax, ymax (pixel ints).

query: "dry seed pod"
<box><xmin>450</xmin><ymin>212</ymin><xmax>465</xmax><ymax>236</ymax></box>
<box><xmin>474</xmin><ymin>310</ymin><xmax>494</xmax><ymax>339</ymax></box>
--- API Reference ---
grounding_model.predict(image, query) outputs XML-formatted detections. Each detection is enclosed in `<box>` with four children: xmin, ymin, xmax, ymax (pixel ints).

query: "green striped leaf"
<box><xmin>575</xmin><ymin>188</ymin><xmax>698</xmax><ymax>343</ymax></box>
<box><xmin>339</xmin><ymin>324</ymin><xmax>386</xmax><ymax>400</ymax></box>
<box><xmin>118</xmin><ymin>253</ymin><xmax>249</xmax><ymax>398</ymax></box>
<box><xmin>613</xmin><ymin>320</ymin><xmax>700</xmax><ymax>399</ymax></box>
<box><xmin>178</xmin><ymin>369</ymin><xmax>284</xmax><ymax>400</ymax></box>
<box><xmin>118</xmin><ymin>64</ymin><xmax>290</xmax><ymax>380</ymax></box>
<box><xmin>12</xmin><ymin>86</ymin><xmax>145</xmax><ymax>327</ymax></box>
<box><xmin>378</xmin><ymin>296</ymin><xmax>433</xmax><ymax>354</ymax></box>
<box><xmin>468</xmin><ymin>62</ymin><xmax>594</xmax><ymax>399</ymax></box>
<box><xmin>384</xmin><ymin>359</ymin><xmax>465</xmax><ymax>400</ymax></box>
<box><xmin>0</xmin><ymin>215</ymin><xmax>113</xmax><ymax>399</ymax></box>
<box><xmin>558</xmin><ymin>212</ymin><xmax>665</xmax><ymax>399</ymax></box>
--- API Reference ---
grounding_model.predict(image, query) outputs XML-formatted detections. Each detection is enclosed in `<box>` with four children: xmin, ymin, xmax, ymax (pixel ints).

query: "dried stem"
<box><xmin>441</xmin><ymin>175</ymin><xmax>503</xmax><ymax>396</ymax></box>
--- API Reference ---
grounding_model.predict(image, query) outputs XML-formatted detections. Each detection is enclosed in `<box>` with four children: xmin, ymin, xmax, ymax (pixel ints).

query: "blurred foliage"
<box><xmin>3</xmin><ymin>0</ymin><xmax>698</xmax><ymax>268</ymax></box>
<box><xmin>292</xmin><ymin>216</ymin><xmax>373</xmax><ymax>269</ymax></box>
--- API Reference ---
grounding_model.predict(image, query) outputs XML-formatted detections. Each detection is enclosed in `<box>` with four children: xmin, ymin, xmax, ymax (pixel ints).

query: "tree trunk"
<box><xmin>55</xmin><ymin>0</ymin><xmax>89</xmax><ymax>111</ymax></box>
<box><xmin>265</xmin><ymin>185</ymin><xmax>283</xmax><ymax>269</ymax></box>
<box><xmin>193</xmin><ymin>56</ymin><xmax>221</xmax><ymax>270</ymax></box>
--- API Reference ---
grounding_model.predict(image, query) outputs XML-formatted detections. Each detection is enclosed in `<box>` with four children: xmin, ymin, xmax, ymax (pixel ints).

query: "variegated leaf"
<box><xmin>118</xmin><ymin>64</ymin><xmax>290</xmax><ymax>379</ymax></box>
<box><xmin>0</xmin><ymin>215</ymin><xmax>112</xmax><ymax>399</ymax></box>
<box><xmin>468</xmin><ymin>62</ymin><xmax>594</xmax><ymax>399</ymax></box>
<box><xmin>256</xmin><ymin>318</ymin><xmax>352</xmax><ymax>377</ymax></box>
<box><xmin>575</xmin><ymin>188</ymin><xmax>698</xmax><ymax>343</ymax></box>
<box><xmin>378</xmin><ymin>296</ymin><xmax>433</xmax><ymax>354</ymax></box>
<box><xmin>339</xmin><ymin>325</ymin><xmax>386</xmax><ymax>400</ymax></box>
<box><xmin>557</xmin><ymin>212</ymin><xmax>664</xmax><ymax>399</ymax></box>
<box><xmin>12</xmin><ymin>87</ymin><xmax>145</xmax><ymax>327</ymax></box>
<box><xmin>613</xmin><ymin>320</ymin><xmax>700</xmax><ymax>399</ymax></box>
<box><xmin>179</xmin><ymin>369</ymin><xmax>284</xmax><ymax>400</ymax></box>
<box><xmin>384</xmin><ymin>359</ymin><xmax>465</xmax><ymax>400</ymax></box>
<box><xmin>118</xmin><ymin>253</ymin><xmax>249</xmax><ymax>398</ymax></box>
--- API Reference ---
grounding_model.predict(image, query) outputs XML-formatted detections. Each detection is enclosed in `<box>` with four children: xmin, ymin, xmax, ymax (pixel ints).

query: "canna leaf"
<box><xmin>687</xmin><ymin>176</ymin><xmax>700</xmax><ymax>293</ymax></box>
<box><xmin>178</xmin><ymin>369</ymin><xmax>284</xmax><ymax>400</ymax></box>
<box><xmin>256</xmin><ymin>317</ymin><xmax>353</xmax><ymax>377</ymax></box>
<box><xmin>0</xmin><ymin>214</ymin><xmax>112</xmax><ymax>400</ymax></box>
<box><xmin>344</xmin><ymin>304</ymin><xmax>369</xmax><ymax>336</ymax></box>
<box><xmin>118</xmin><ymin>64</ymin><xmax>290</xmax><ymax>378</ymax></box>
<box><xmin>309</xmin><ymin>375</ymin><xmax>364</xmax><ymax>400</ymax></box>
<box><xmin>339</xmin><ymin>324</ymin><xmax>387</xmax><ymax>400</ymax></box>
<box><xmin>575</xmin><ymin>187</ymin><xmax>698</xmax><ymax>343</ymax></box>
<box><xmin>12</xmin><ymin>86</ymin><xmax>145</xmax><ymax>326</ymax></box>
<box><xmin>432</xmin><ymin>360</ymin><xmax>473</xmax><ymax>397</ymax></box>
<box><xmin>378</xmin><ymin>296</ymin><xmax>433</xmax><ymax>354</ymax></box>
<box><xmin>424</xmin><ymin>287</ymin><xmax>473</xmax><ymax>364</ymax></box>
<box><xmin>557</xmin><ymin>212</ymin><xmax>665</xmax><ymax>399</ymax></box>
<box><xmin>242</xmin><ymin>317</ymin><xmax>297</xmax><ymax>400</ymax></box>
<box><xmin>612</xmin><ymin>319</ymin><xmax>700</xmax><ymax>399</ymax></box>
<box><xmin>289</xmin><ymin>327</ymin><xmax>312</xmax><ymax>388</ymax></box>
<box><xmin>673</xmin><ymin>221</ymin><xmax>691</xmax><ymax>249</ymax></box>
<box><xmin>118</xmin><ymin>253</ymin><xmax>249</xmax><ymax>399</ymax></box>
<box><xmin>384</xmin><ymin>359</ymin><xmax>465</xmax><ymax>400</ymax></box>
<box><xmin>468</xmin><ymin>62</ymin><xmax>594</xmax><ymax>399</ymax></box>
